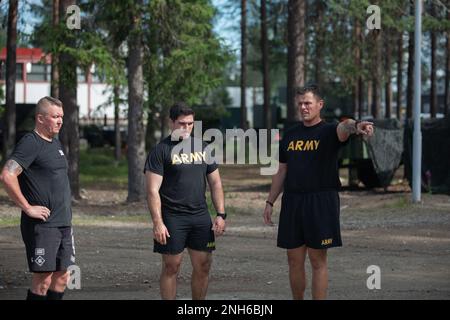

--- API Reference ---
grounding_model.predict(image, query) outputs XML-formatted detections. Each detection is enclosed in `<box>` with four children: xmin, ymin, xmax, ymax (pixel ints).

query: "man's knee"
<box><xmin>288</xmin><ymin>254</ymin><xmax>302</xmax><ymax>267</ymax></box>
<box><xmin>162</xmin><ymin>260</ymin><xmax>182</xmax><ymax>277</ymax></box>
<box><xmin>193</xmin><ymin>257</ymin><xmax>212</xmax><ymax>275</ymax></box>
<box><xmin>287</xmin><ymin>249</ymin><xmax>306</xmax><ymax>270</ymax></box>
<box><xmin>308</xmin><ymin>250</ymin><xmax>327</xmax><ymax>270</ymax></box>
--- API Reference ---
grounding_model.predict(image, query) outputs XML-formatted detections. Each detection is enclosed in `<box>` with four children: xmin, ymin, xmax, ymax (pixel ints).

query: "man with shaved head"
<box><xmin>0</xmin><ymin>96</ymin><xmax>75</xmax><ymax>300</ymax></box>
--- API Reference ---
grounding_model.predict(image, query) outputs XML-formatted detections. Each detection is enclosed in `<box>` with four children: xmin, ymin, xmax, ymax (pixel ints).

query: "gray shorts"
<box><xmin>21</xmin><ymin>223</ymin><xmax>75</xmax><ymax>272</ymax></box>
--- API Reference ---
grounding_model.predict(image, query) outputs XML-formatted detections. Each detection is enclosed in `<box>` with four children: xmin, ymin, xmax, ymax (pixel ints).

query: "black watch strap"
<box><xmin>216</xmin><ymin>213</ymin><xmax>227</xmax><ymax>220</ymax></box>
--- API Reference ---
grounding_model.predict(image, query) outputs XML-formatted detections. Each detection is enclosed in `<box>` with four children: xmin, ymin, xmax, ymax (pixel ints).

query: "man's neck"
<box><xmin>303</xmin><ymin>117</ymin><xmax>322</xmax><ymax>127</ymax></box>
<box><xmin>34</xmin><ymin>128</ymin><xmax>53</xmax><ymax>142</ymax></box>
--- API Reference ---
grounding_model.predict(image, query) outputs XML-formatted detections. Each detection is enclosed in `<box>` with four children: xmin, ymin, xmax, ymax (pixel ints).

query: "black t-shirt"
<box><xmin>144</xmin><ymin>135</ymin><xmax>218</xmax><ymax>215</ymax></box>
<box><xmin>9</xmin><ymin>131</ymin><xmax>72</xmax><ymax>227</ymax></box>
<box><xmin>279</xmin><ymin>121</ymin><xmax>347</xmax><ymax>193</ymax></box>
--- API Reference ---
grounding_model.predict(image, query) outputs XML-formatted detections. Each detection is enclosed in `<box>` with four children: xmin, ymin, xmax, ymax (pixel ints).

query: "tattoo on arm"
<box><xmin>340</xmin><ymin>120</ymin><xmax>357</xmax><ymax>135</ymax></box>
<box><xmin>5</xmin><ymin>160</ymin><xmax>23</xmax><ymax>176</ymax></box>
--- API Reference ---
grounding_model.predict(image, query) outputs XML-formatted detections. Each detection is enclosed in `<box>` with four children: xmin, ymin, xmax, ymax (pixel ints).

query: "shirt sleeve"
<box><xmin>204</xmin><ymin>142</ymin><xmax>219</xmax><ymax>175</ymax></box>
<box><xmin>144</xmin><ymin>144</ymin><xmax>165</xmax><ymax>176</ymax></box>
<box><xmin>9</xmin><ymin>133</ymin><xmax>41</xmax><ymax>170</ymax></box>
<box><xmin>206</xmin><ymin>162</ymin><xmax>218</xmax><ymax>175</ymax></box>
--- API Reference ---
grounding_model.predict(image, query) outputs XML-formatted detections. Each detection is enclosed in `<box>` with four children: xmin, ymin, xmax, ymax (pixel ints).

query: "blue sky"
<box><xmin>212</xmin><ymin>0</ymin><xmax>240</xmax><ymax>54</ymax></box>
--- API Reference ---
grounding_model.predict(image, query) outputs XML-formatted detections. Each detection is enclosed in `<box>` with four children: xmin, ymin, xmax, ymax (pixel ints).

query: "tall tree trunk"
<box><xmin>160</xmin><ymin>106</ymin><xmax>169</xmax><ymax>140</ymax></box>
<box><xmin>145</xmin><ymin>76</ymin><xmax>157</xmax><ymax>150</ymax></box>
<box><xmin>396</xmin><ymin>31</ymin><xmax>403</xmax><ymax>120</ymax></box>
<box><xmin>446</xmin><ymin>11</ymin><xmax>450</xmax><ymax>117</ymax></box>
<box><xmin>287</xmin><ymin>0</ymin><xmax>305</xmax><ymax>123</ymax></box>
<box><xmin>352</xmin><ymin>81</ymin><xmax>359</xmax><ymax>119</ymax></box>
<box><xmin>372</xmin><ymin>30</ymin><xmax>382</xmax><ymax>119</ymax></box>
<box><xmin>126</xmin><ymin>0</ymin><xmax>146</xmax><ymax>202</ymax></box>
<box><xmin>406</xmin><ymin>31</ymin><xmax>414</xmax><ymax>118</ymax></box>
<box><xmin>113</xmin><ymin>84</ymin><xmax>121</xmax><ymax>162</ymax></box>
<box><xmin>406</xmin><ymin>4</ymin><xmax>414</xmax><ymax>119</ymax></box>
<box><xmin>349</xmin><ymin>18</ymin><xmax>362</xmax><ymax>187</ymax></box>
<box><xmin>314</xmin><ymin>0</ymin><xmax>324</xmax><ymax>89</ymax></box>
<box><xmin>145</xmin><ymin>106</ymin><xmax>158</xmax><ymax>151</ymax></box>
<box><xmin>2</xmin><ymin>0</ymin><xmax>18</xmax><ymax>162</ymax></box>
<box><xmin>385</xmin><ymin>30</ymin><xmax>392</xmax><ymax>119</ymax></box>
<box><xmin>240</xmin><ymin>0</ymin><xmax>247</xmax><ymax>129</ymax></box>
<box><xmin>59</xmin><ymin>0</ymin><xmax>80</xmax><ymax>199</ymax></box>
<box><xmin>429</xmin><ymin>3</ymin><xmax>437</xmax><ymax>118</ymax></box>
<box><xmin>358</xmin><ymin>19</ymin><xmax>364</xmax><ymax>119</ymax></box>
<box><xmin>353</xmin><ymin>19</ymin><xmax>363</xmax><ymax>119</ymax></box>
<box><xmin>51</xmin><ymin>0</ymin><xmax>60</xmax><ymax>98</ymax></box>
<box><xmin>261</xmin><ymin>0</ymin><xmax>271</xmax><ymax>129</ymax></box>
<box><xmin>358</xmin><ymin>78</ymin><xmax>364</xmax><ymax>119</ymax></box>
<box><xmin>367</xmin><ymin>80</ymin><xmax>373</xmax><ymax>116</ymax></box>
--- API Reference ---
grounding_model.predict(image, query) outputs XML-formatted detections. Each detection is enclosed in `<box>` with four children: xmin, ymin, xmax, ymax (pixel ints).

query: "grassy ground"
<box><xmin>79</xmin><ymin>147</ymin><xmax>128</xmax><ymax>187</ymax></box>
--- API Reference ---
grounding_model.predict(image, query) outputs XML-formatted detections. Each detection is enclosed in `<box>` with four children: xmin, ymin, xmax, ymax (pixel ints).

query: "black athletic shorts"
<box><xmin>21</xmin><ymin>223</ymin><xmax>75</xmax><ymax>272</ymax></box>
<box><xmin>277</xmin><ymin>190</ymin><xmax>342</xmax><ymax>250</ymax></box>
<box><xmin>154</xmin><ymin>211</ymin><xmax>215</xmax><ymax>255</ymax></box>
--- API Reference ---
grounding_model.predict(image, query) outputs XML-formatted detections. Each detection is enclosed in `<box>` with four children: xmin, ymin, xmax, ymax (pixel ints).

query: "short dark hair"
<box><xmin>169</xmin><ymin>102</ymin><xmax>195</xmax><ymax>121</ymax></box>
<box><xmin>296</xmin><ymin>83</ymin><xmax>323</xmax><ymax>101</ymax></box>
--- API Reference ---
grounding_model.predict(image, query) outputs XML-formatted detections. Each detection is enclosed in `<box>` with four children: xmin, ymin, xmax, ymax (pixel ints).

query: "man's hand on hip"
<box><xmin>25</xmin><ymin>206</ymin><xmax>50</xmax><ymax>221</ymax></box>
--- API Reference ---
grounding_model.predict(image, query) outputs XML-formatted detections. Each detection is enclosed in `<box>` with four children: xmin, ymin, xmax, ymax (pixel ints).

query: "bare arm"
<box><xmin>264</xmin><ymin>163</ymin><xmax>287</xmax><ymax>225</ymax></box>
<box><xmin>207</xmin><ymin>169</ymin><xmax>226</xmax><ymax>236</ymax></box>
<box><xmin>206</xmin><ymin>169</ymin><xmax>225</xmax><ymax>214</ymax></box>
<box><xmin>337</xmin><ymin>119</ymin><xmax>374</xmax><ymax>142</ymax></box>
<box><xmin>0</xmin><ymin>160</ymin><xmax>50</xmax><ymax>221</ymax></box>
<box><xmin>145</xmin><ymin>171</ymin><xmax>170</xmax><ymax>244</ymax></box>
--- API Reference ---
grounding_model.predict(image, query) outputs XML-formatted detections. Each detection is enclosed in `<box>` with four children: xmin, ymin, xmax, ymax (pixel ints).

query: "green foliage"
<box><xmin>31</xmin><ymin>1</ymin><xmax>125</xmax><ymax>90</ymax></box>
<box><xmin>245</xmin><ymin>0</ymin><xmax>287</xmax><ymax>90</ymax></box>
<box><xmin>218</xmin><ymin>0</ymin><xmax>450</xmax><ymax>106</ymax></box>
<box><xmin>146</xmin><ymin>0</ymin><xmax>232</xmax><ymax>111</ymax></box>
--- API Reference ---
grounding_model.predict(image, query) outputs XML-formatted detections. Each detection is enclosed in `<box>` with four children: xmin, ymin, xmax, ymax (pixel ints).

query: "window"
<box><xmin>27</xmin><ymin>63</ymin><xmax>49</xmax><ymax>81</ymax></box>
<box><xmin>0</xmin><ymin>63</ymin><xmax>24</xmax><ymax>81</ymax></box>
<box><xmin>91</xmin><ymin>71</ymin><xmax>104</xmax><ymax>83</ymax></box>
<box><xmin>77</xmin><ymin>67</ymin><xmax>86</xmax><ymax>82</ymax></box>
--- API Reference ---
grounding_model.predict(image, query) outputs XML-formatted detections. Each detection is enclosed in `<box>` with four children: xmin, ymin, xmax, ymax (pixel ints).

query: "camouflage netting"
<box><xmin>404</xmin><ymin>117</ymin><xmax>450</xmax><ymax>194</ymax></box>
<box><xmin>364</xmin><ymin>119</ymin><xmax>404</xmax><ymax>188</ymax></box>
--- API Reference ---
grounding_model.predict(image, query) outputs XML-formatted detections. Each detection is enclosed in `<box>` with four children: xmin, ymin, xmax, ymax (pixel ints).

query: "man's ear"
<box><xmin>318</xmin><ymin>100</ymin><xmax>324</xmax><ymax>111</ymax></box>
<box><xmin>36</xmin><ymin>113</ymin><xmax>44</xmax><ymax>124</ymax></box>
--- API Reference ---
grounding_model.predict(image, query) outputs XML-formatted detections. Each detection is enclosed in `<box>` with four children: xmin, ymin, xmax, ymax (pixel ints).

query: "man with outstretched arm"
<box><xmin>264</xmin><ymin>84</ymin><xmax>374</xmax><ymax>299</ymax></box>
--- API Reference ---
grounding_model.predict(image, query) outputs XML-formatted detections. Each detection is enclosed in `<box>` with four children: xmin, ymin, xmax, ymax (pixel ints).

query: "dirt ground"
<box><xmin>0</xmin><ymin>165</ymin><xmax>449</xmax><ymax>300</ymax></box>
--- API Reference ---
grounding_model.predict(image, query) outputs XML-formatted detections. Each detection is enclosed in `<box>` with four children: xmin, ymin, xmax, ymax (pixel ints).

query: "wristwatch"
<box><xmin>216</xmin><ymin>213</ymin><xmax>227</xmax><ymax>220</ymax></box>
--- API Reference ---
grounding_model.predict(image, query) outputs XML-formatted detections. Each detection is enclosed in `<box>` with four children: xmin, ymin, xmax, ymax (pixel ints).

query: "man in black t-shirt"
<box><xmin>144</xmin><ymin>102</ymin><xmax>226</xmax><ymax>300</ymax></box>
<box><xmin>263</xmin><ymin>84</ymin><xmax>374</xmax><ymax>300</ymax></box>
<box><xmin>0</xmin><ymin>96</ymin><xmax>74</xmax><ymax>300</ymax></box>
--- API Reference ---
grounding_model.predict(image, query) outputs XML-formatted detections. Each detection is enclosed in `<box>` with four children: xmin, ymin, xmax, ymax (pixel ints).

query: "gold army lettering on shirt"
<box><xmin>172</xmin><ymin>151</ymin><xmax>206</xmax><ymax>165</ymax></box>
<box><xmin>286</xmin><ymin>140</ymin><xmax>320</xmax><ymax>152</ymax></box>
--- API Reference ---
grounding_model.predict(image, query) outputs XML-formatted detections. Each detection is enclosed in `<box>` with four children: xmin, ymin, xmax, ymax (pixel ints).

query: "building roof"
<box><xmin>0</xmin><ymin>48</ymin><xmax>51</xmax><ymax>64</ymax></box>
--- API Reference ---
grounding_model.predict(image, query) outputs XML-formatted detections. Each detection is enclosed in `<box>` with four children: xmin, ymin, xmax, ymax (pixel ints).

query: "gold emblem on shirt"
<box><xmin>287</xmin><ymin>140</ymin><xmax>320</xmax><ymax>151</ymax></box>
<box><xmin>172</xmin><ymin>151</ymin><xmax>206</xmax><ymax>165</ymax></box>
